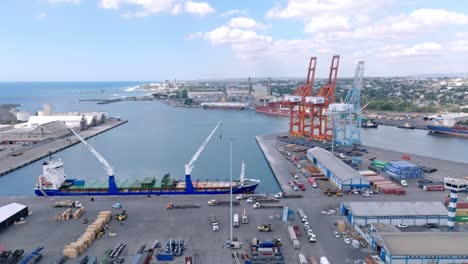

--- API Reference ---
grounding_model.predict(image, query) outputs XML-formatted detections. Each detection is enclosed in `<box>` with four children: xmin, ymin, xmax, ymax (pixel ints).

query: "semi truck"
<box><xmin>297</xmin><ymin>208</ymin><xmax>308</xmax><ymax>222</ymax></box>
<box><xmin>53</xmin><ymin>200</ymin><xmax>82</xmax><ymax>208</ymax></box>
<box><xmin>287</xmin><ymin>226</ymin><xmax>300</xmax><ymax>249</ymax></box>
<box><xmin>209</xmin><ymin>215</ymin><xmax>219</xmax><ymax>231</ymax></box>
<box><xmin>253</xmin><ymin>203</ymin><xmax>284</xmax><ymax>209</ymax></box>
<box><xmin>274</xmin><ymin>192</ymin><xmax>303</xmax><ymax>199</ymax></box>
<box><xmin>255</xmin><ymin>198</ymin><xmax>280</xmax><ymax>204</ymax></box>
<box><xmin>166</xmin><ymin>203</ymin><xmax>201</xmax><ymax>209</ymax></box>
<box><xmin>241</xmin><ymin>209</ymin><xmax>248</xmax><ymax>224</ymax></box>
<box><xmin>207</xmin><ymin>200</ymin><xmax>240</xmax><ymax>206</ymax></box>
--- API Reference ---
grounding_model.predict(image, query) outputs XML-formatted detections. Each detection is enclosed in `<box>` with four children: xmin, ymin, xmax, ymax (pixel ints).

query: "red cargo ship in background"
<box><xmin>255</xmin><ymin>102</ymin><xmax>289</xmax><ymax>117</ymax></box>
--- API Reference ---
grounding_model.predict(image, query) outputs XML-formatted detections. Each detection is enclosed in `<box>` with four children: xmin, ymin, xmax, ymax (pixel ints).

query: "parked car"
<box><xmin>362</xmin><ymin>192</ymin><xmax>373</xmax><ymax>197</ymax></box>
<box><xmin>293</xmin><ymin>185</ymin><xmax>299</xmax><ymax>191</ymax></box>
<box><xmin>312</xmin><ymin>182</ymin><xmax>318</xmax><ymax>188</ymax></box>
<box><xmin>426</xmin><ymin>223</ymin><xmax>438</xmax><ymax>228</ymax></box>
<box><xmin>307</xmin><ymin>229</ymin><xmax>314</xmax><ymax>236</ymax></box>
<box><xmin>344</xmin><ymin>238</ymin><xmax>351</xmax><ymax>244</ymax></box>
<box><xmin>397</xmin><ymin>223</ymin><xmax>408</xmax><ymax>228</ymax></box>
<box><xmin>320</xmin><ymin>210</ymin><xmax>331</xmax><ymax>215</ymax></box>
<box><xmin>334</xmin><ymin>231</ymin><xmax>340</xmax><ymax>238</ymax></box>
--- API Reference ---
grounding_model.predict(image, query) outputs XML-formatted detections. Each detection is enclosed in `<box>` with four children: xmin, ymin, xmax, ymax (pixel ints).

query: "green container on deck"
<box><xmin>455</xmin><ymin>216</ymin><xmax>468</xmax><ymax>222</ymax></box>
<box><xmin>141</xmin><ymin>177</ymin><xmax>155</xmax><ymax>188</ymax></box>
<box><xmin>131</xmin><ymin>180</ymin><xmax>142</xmax><ymax>188</ymax></box>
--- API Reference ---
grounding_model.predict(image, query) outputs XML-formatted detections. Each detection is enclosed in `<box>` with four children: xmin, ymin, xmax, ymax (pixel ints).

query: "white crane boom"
<box><xmin>240</xmin><ymin>160</ymin><xmax>245</xmax><ymax>184</ymax></box>
<box><xmin>70</xmin><ymin>129</ymin><xmax>115</xmax><ymax>176</ymax></box>
<box><xmin>185</xmin><ymin>121</ymin><xmax>222</xmax><ymax>175</ymax></box>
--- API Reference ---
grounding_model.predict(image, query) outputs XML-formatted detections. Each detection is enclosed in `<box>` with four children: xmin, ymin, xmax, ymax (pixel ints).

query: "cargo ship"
<box><xmin>34</xmin><ymin>122</ymin><xmax>260</xmax><ymax>196</ymax></box>
<box><xmin>427</xmin><ymin>124</ymin><xmax>468</xmax><ymax>138</ymax></box>
<box><xmin>201</xmin><ymin>102</ymin><xmax>246</xmax><ymax>110</ymax></box>
<box><xmin>427</xmin><ymin>114</ymin><xmax>468</xmax><ymax>138</ymax></box>
<box><xmin>255</xmin><ymin>102</ymin><xmax>289</xmax><ymax>117</ymax></box>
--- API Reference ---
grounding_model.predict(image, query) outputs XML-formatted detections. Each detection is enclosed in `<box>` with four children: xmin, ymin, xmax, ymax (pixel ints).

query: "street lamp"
<box><xmin>229</xmin><ymin>137</ymin><xmax>235</xmax><ymax>244</ymax></box>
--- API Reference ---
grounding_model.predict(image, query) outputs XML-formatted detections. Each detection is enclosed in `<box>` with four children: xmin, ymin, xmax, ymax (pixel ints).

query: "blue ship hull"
<box><xmin>34</xmin><ymin>184</ymin><xmax>258</xmax><ymax>196</ymax></box>
<box><xmin>427</xmin><ymin>125</ymin><xmax>468</xmax><ymax>138</ymax></box>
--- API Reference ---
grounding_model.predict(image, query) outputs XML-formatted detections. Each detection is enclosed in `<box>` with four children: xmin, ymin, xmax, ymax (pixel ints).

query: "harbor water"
<box><xmin>0</xmin><ymin>82</ymin><xmax>467</xmax><ymax>196</ymax></box>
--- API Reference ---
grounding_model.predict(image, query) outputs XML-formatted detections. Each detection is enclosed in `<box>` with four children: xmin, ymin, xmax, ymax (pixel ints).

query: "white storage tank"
<box><xmin>16</xmin><ymin>111</ymin><xmax>31</xmax><ymax>122</ymax></box>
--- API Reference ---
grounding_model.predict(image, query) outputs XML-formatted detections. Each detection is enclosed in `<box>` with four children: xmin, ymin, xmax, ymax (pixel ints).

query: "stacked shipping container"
<box><xmin>384</xmin><ymin>161</ymin><xmax>422</xmax><ymax>179</ymax></box>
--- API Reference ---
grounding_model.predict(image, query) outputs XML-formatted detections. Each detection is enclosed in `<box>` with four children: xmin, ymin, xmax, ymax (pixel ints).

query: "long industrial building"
<box><xmin>341</xmin><ymin>201</ymin><xmax>448</xmax><ymax>226</ymax></box>
<box><xmin>0</xmin><ymin>121</ymin><xmax>70</xmax><ymax>144</ymax></box>
<box><xmin>0</xmin><ymin>203</ymin><xmax>28</xmax><ymax>232</ymax></box>
<box><xmin>307</xmin><ymin>147</ymin><xmax>370</xmax><ymax>190</ymax></box>
<box><xmin>371</xmin><ymin>232</ymin><xmax>468</xmax><ymax>264</ymax></box>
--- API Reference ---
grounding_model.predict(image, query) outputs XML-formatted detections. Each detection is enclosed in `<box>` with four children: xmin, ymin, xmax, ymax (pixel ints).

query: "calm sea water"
<box><xmin>0</xmin><ymin>82</ymin><xmax>467</xmax><ymax>196</ymax></box>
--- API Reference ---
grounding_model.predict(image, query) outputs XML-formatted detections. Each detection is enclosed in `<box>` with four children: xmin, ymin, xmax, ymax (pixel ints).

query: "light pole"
<box><xmin>229</xmin><ymin>137</ymin><xmax>234</xmax><ymax>244</ymax></box>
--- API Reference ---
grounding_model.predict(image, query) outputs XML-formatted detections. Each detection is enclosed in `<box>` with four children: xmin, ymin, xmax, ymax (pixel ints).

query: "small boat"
<box><xmin>397</xmin><ymin>122</ymin><xmax>415</xmax><ymax>129</ymax></box>
<box><xmin>361</xmin><ymin>120</ymin><xmax>378</xmax><ymax>128</ymax></box>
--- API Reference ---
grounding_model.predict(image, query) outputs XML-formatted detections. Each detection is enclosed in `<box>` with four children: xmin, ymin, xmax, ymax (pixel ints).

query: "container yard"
<box><xmin>0</xmin><ymin>195</ymin><xmax>368</xmax><ymax>264</ymax></box>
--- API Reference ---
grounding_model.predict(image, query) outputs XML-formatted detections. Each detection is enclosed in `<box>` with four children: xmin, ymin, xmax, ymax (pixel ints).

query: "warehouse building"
<box><xmin>307</xmin><ymin>147</ymin><xmax>370</xmax><ymax>190</ymax></box>
<box><xmin>371</xmin><ymin>232</ymin><xmax>468</xmax><ymax>264</ymax></box>
<box><xmin>341</xmin><ymin>201</ymin><xmax>448</xmax><ymax>227</ymax></box>
<box><xmin>0</xmin><ymin>121</ymin><xmax>70</xmax><ymax>144</ymax></box>
<box><xmin>0</xmin><ymin>203</ymin><xmax>28</xmax><ymax>232</ymax></box>
<box><xmin>28</xmin><ymin>115</ymin><xmax>87</xmax><ymax>130</ymax></box>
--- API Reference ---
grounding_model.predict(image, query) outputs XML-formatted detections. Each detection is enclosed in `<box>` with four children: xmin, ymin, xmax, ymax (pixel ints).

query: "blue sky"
<box><xmin>0</xmin><ymin>0</ymin><xmax>467</xmax><ymax>81</ymax></box>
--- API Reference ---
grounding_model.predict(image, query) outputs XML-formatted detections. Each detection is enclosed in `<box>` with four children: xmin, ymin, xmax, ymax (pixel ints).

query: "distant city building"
<box><xmin>43</xmin><ymin>104</ymin><xmax>53</xmax><ymax>116</ymax></box>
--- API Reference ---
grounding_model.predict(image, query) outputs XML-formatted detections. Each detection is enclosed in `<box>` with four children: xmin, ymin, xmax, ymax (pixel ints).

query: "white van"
<box><xmin>233</xmin><ymin>213</ymin><xmax>240</xmax><ymax>227</ymax></box>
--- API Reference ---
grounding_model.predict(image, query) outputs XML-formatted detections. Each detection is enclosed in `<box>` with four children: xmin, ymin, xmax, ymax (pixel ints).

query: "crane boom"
<box><xmin>185</xmin><ymin>121</ymin><xmax>222</xmax><ymax>175</ymax></box>
<box><xmin>240</xmin><ymin>160</ymin><xmax>245</xmax><ymax>184</ymax></box>
<box><xmin>70</xmin><ymin>129</ymin><xmax>114</xmax><ymax>176</ymax></box>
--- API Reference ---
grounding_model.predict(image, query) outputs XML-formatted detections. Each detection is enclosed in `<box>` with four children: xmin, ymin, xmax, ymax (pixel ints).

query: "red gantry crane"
<box><xmin>304</xmin><ymin>55</ymin><xmax>340</xmax><ymax>140</ymax></box>
<box><xmin>283</xmin><ymin>57</ymin><xmax>317</xmax><ymax>137</ymax></box>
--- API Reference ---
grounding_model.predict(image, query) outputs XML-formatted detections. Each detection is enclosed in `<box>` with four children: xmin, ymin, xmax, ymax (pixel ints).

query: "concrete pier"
<box><xmin>0</xmin><ymin>119</ymin><xmax>127</xmax><ymax>176</ymax></box>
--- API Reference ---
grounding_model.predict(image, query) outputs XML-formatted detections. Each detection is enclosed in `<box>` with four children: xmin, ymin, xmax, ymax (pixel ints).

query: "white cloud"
<box><xmin>304</xmin><ymin>15</ymin><xmax>350</xmax><ymax>33</ymax></box>
<box><xmin>46</xmin><ymin>0</ymin><xmax>80</xmax><ymax>3</ymax></box>
<box><xmin>455</xmin><ymin>32</ymin><xmax>468</xmax><ymax>39</ymax></box>
<box><xmin>266</xmin><ymin>0</ymin><xmax>384</xmax><ymax>19</ymax></box>
<box><xmin>221</xmin><ymin>9</ymin><xmax>247</xmax><ymax>17</ymax></box>
<box><xmin>184</xmin><ymin>1</ymin><xmax>215</xmax><ymax>16</ymax></box>
<box><xmin>379</xmin><ymin>42</ymin><xmax>443</xmax><ymax>58</ymax></box>
<box><xmin>358</xmin><ymin>9</ymin><xmax>468</xmax><ymax>38</ymax></box>
<box><xmin>228</xmin><ymin>17</ymin><xmax>266</xmax><ymax>30</ymax></box>
<box><xmin>99</xmin><ymin>0</ymin><xmax>214</xmax><ymax>17</ymax></box>
<box><xmin>35</xmin><ymin>12</ymin><xmax>48</xmax><ymax>20</ymax></box>
<box><xmin>189</xmin><ymin>25</ymin><xmax>325</xmax><ymax>62</ymax></box>
<box><xmin>449</xmin><ymin>40</ymin><xmax>468</xmax><ymax>52</ymax></box>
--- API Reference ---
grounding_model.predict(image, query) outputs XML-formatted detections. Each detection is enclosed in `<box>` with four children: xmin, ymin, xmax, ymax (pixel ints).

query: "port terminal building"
<box><xmin>307</xmin><ymin>147</ymin><xmax>370</xmax><ymax>190</ymax></box>
<box><xmin>370</xmin><ymin>232</ymin><xmax>468</xmax><ymax>264</ymax></box>
<box><xmin>341</xmin><ymin>201</ymin><xmax>448</xmax><ymax>227</ymax></box>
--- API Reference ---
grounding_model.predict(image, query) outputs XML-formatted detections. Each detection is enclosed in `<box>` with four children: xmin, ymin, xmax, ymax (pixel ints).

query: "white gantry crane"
<box><xmin>70</xmin><ymin>129</ymin><xmax>119</xmax><ymax>193</ymax></box>
<box><xmin>184</xmin><ymin>121</ymin><xmax>222</xmax><ymax>191</ymax></box>
<box><xmin>328</xmin><ymin>61</ymin><xmax>365</xmax><ymax>146</ymax></box>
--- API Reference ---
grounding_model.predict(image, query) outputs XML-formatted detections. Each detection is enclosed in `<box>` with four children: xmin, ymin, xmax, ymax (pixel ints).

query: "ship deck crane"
<box><xmin>184</xmin><ymin>121</ymin><xmax>222</xmax><ymax>192</ymax></box>
<box><xmin>70</xmin><ymin>129</ymin><xmax>118</xmax><ymax>193</ymax></box>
